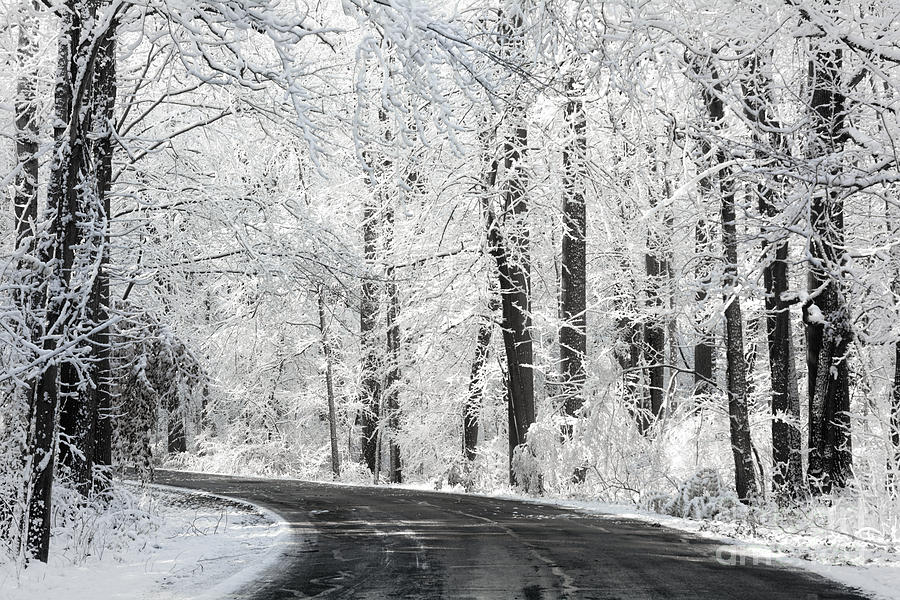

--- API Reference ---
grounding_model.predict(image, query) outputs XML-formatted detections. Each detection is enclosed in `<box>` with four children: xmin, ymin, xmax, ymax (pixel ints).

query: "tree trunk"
<box><xmin>721</xmin><ymin>180</ymin><xmax>758</xmax><ymax>501</ymax></box>
<box><xmin>14</xmin><ymin>1</ymin><xmax>39</xmax><ymax>249</ymax></box>
<box><xmin>465</xmin><ymin>114</ymin><xmax>500</xmax><ymax>462</ymax></box>
<box><xmin>359</xmin><ymin>103</ymin><xmax>390</xmax><ymax>476</ymax></box>
<box><xmin>494</xmin><ymin>11</ymin><xmax>535</xmax><ymax>486</ymax></box>
<box><xmin>28</xmin><ymin>0</ymin><xmax>94</xmax><ymax>559</ymax></box>
<box><xmin>464</xmin><ymin>295</ymin><xmax>498</xmax><ymax>460</ymax></box>
<box><xmin>493</xmin><ymin>124</ymin><xmax>534</xmax><ymax>483</ymax></box>
<box><xmin>644</xmin><ymin>240</ymin><xmax>666</xmax><ymax>421</ymax></box>
<box><xmin>694</xmin><ymin>58</ymin><xmax>758</xmax><ymax>500</ymax></box>
<box><xmin>560</xmin><ymin>79</ymin><xmax>587</xmax><ymax>427</ymax></box>
<box><xmin>892</xmin><ymin>342</ymin><xmax>900</xmax><ymax>485</ymax></box>
<box><xmin>804</xmin><ymin>37</ymin><xmax>852</xmax><ymax>494</ymax></box>
<box><xmin>693</xmin><ymin>220</ymin><xmax>715</xmax><ymax>396</ymax></box>
<box><xmin>317</xmin><ymin>288</ymin><xmax>341</xmax><ymax>479</ymax></box>
<box><xmin>384</xmin><ymin>206</ymin><xmax>402</xmax><ymax>484</ymax></box>
<box><xmin>739</xmin><ymin>53</ymin><xmax>805</xmax><ymax>500</ymax></box>
<box><xmin>91</xmin><ymin>13</ymin><xmax>117</xmax><ymax>475</ymax></box>
<box><xmin>57</xmin><ymin>0</ymin><xmax>120</xmax><ymax>497</ymax></box>
<box><xmin>360</xmin><ymin>196</ymin><xmax>381</xmax><ymax>475</ymax></box>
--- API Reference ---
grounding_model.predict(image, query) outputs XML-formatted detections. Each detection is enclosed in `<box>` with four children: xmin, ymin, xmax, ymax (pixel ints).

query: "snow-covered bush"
<box><xmin>49</xmin><ymin>480</ymin><xmax>160</xmax><ymax>565</ymax></box>
<box><xmin>168</xmin><ymin>434</ymin><xmax>333</xmax><ymax>480</ymax></box>
<box><xmin>646</xmin><ymin>468</ymin><xmax>744</xmax><ymax>520</ymax></box>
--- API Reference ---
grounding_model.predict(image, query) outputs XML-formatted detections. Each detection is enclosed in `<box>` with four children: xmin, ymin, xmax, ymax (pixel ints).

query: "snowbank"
<box><xmin>0</xmin><ymin>482</ymin><xmax>289</xmax><ymax>600</ymax></box>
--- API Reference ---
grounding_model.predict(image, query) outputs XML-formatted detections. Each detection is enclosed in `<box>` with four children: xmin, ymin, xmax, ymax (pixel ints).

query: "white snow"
<box><xmin>0</xmin><ymin>482</ymin><xmax>290</xmax><ymax>600</ymax></box>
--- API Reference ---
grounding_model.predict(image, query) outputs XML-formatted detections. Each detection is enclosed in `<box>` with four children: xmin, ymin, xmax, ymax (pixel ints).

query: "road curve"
<box><xmin>154</xmin><ymin>470</ymin><xmax>869</xmax><ymax>600</ymax></box>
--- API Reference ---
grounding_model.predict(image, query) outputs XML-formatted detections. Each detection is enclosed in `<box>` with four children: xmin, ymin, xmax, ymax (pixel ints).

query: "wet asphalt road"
<box><xmin>154</xmin><ymin>470</ymin><xmax>869</xmax><ymax>600</ymax></box>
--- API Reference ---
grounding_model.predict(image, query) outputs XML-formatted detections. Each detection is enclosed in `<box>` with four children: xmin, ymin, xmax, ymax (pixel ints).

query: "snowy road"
<box><xmin>155</xmin><ymin>470</ymin><xmax>870</xmax><ymax>600</ymax></box>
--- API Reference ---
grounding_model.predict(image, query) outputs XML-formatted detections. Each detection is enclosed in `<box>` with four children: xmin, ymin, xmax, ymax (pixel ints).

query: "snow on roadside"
<box><xmin>0</xmin><ymin>482</ymin><xmax>290</xmax><ymax>600</ymax></box>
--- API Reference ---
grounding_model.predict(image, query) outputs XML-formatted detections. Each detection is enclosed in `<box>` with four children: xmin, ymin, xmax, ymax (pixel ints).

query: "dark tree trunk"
<box><xmin>58</xmin><ymin>0</ymin><xmax>120</xmax><ymax>497</ymax></box>
<box><xmin>763</xmin><ymin>236</ymin><xmax>804</xmax><ymax>497</ymax></box>
<box><xmin>739</xmin><ymin>53</ymin><xmax>804</xmax><ymax>500</ymax></box>
<box><xmin>483</xmin><ymin>13</ymin><xmax>535</xmax><ymax>484</ymax></box>
<box><xmin>560</xmin><ymin>80</ymin><xmax>587</xmax><ymax>427</ymax></box>
<box><xmin>384</xmin><ymin>206</ymin><xmax>402</xmax><ymax>484</ymax></box>
<box><xmin>360</xmin><ymin>106</ymin><xmax>391</xmax><ymax>478</ymax></box>
<box><xmin>892</xmin><ymin>342</ymin><xmax>900</xmax><ymax>484</ymax></box>
<box><xmin>804</xmin><ymin>39</ymin><xmax>852</xmax><ymax>494</ymax></box>
<box><xmin>464</xmin><ymin>295</ymin><xmax>498</xmax><ymax>460</ymax></box>
<box><xmin>360</xmin><ymin>198</ymin><xmax>382</xmax><ymax>475</ymax></box>
<box><xmin>91</xmin><ymin>14</ymin><xmax>117</xmax><ymax>474</ymax></box>
<box><xmin>465</xmin><ymin>115</ymin><xmax>501</xmax><ymax>462</ymax></box>
<box><xmin>318</xmin><ymin>288</ymin><xmax>341</xmax><ymax>479</ymax></box>
<box><xmin>694</xmin><ymin>58</ymin><xmax>758</xmax><ymax>500</ymax></box>
<box><xmin>493</xmin><ymin>109</ymin><xmax>534</xmax><ymax>485</ymax></box>
<box><xmin>693</xmin><ymin>220</ymin><xmax>715</xmax><ymax>396</ymax></box>
<box><xmin>28</xmin><ymin>0</ymin><xmax>94</xmax><ymax>559</ymax></box>
<box><xmin>643</xmin><ymin>150</ymin><xmax>672</xmax><ymax>424</ymax></box>
<box><xmin>804</xmin><ymin>41</ymin><xmax>853</xmax><ymax>494</ymax></box>
<box><xmin>721</xmin><ymin>179</ymin><xmax>759</xmax><ymax>501</ymax></box>
<box><xmin>644</xmin><ymin>251</ymin><xmax>666</xmax><ymax>421</ymax></box>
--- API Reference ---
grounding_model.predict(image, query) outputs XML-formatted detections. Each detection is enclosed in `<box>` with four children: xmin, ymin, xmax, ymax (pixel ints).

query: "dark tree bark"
<box><xmin>892</xmin><ymin>341</ymin><xmax>900</xmax><ymax>484</ymax></box>
<box><xmin>694</xmin><ymin>58</ymin><xmax>758</xmax><ymax>500</ymax></box>
<box><xmin>360</xmin><ymin>105</ymin><xmax>390</xmax><ymax>478</ymax></box>
<box><xmin>720</xmin><ymin>173</ymin><xmax>759</xmax><ymax>501</ymax></box>
<box><xmin>359</xmin><ymin>197</ymin><xmax>382</xmax><ymax>475</ymax></box>
<box><xmin>384</xmin><ymin>204</ymin><xmax>402</xmax><ymax>484</ymax></box>
<box><xmin>91</xmin><ymin>14</ymin><xmax>117</xmax><ymax>473</ymax></box>
<box><xmin>644</xmin><ymin>226</ymin><xmax>667</xmax><ymax>422</ymax></box>
<box><xmin>58</xmin><ymin>0</ymin><xmax>120</xmax><ymax>497</ymax></box>
<box><xmin>693</xmin><ymin>220</ymin><xmax>715</xmax><ymax>396</ymax></box>
<box><xmin>317</xmin><ymin>287</ymin><xmax>341</xmax><ymax>479</ymax></box>
<box><xmin>739</xmin><ymin>53</ymin><xmax>804</xmax><ymax>500</ymax></box>
<box><xmin>28</xmin><ymin>0</ymin><xmax>100</xmax><ymax>559</ymax></box>
<box><xmin>485</xmin><ymin>137</ymin><xmax>534</xmax><ymax>484</ymax></box>
<box><xmin>465</xmin><ymin>115</ymin><xmax>501</xmax><ymax>461</ymax></box>
<box><xmin>464</xmin><ymin>295</ymin><xmax>498</xmax><ymax>460</ymax></box>
<box><xmin>803</xmin><ymin>36</ymin><xmax>852</xmax><ymax>494</ymax></box>
<box><xmin>491</xmin><ymin>10</ymin><xmax>535</xmax><ymax>485</ymax></box>
<box><xmin>560</xmin><ymin>79</ymin><xmax>587</xmax><ymax>427</ymax></box>
<box><xmin>644</xmin><ymin>144</ymin><xmax>674</xmax><ymax>421</ymax></box>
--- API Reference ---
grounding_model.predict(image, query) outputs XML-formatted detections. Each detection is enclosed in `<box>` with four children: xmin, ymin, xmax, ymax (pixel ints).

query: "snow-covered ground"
<box><xmin>0</xmin><ymin>483</ymin><xmax>289</xmax><ymax>600</ymax></box>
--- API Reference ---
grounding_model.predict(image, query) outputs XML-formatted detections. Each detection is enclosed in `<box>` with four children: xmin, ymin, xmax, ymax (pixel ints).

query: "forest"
<box><xmin>0</xmin><ymin>0</ymin><xmax>899</xmax><ymax>582</ymax></box>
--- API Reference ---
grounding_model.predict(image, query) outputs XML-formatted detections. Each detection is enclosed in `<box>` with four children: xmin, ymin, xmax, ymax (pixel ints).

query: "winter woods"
<box><xmin>1</xmin><ymin>0</ymin><xmax>899</xmax><ymax>566</ymax></box>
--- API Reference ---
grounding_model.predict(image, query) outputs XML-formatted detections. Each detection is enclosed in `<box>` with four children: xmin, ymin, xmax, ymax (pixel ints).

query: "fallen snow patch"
<box><xmin>0</xmin><ymin>481</ymin><xmax>289</xmax><ymax>600</ymax></box>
